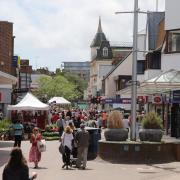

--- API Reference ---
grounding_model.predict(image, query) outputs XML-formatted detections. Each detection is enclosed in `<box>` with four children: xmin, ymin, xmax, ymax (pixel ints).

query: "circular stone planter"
<box><xmin>139</xmin><ymin>129</ymin><xmax>163</xmax><ymax>142</ymax></box>
<box><xmin>104</xmin><ymin>128</ymin><xmax>128</xmax><ymax>141</ymax></box>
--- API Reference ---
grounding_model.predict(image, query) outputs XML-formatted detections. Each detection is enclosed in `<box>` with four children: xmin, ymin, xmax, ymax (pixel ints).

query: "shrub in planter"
<box><xmin>0</xmin><ymin>119</ymin><xmax>11</xmax><ymax>132</ymax></box>
<box><xmin>0</xmin><ymin>119</ymin><xmax>12</xmax><ymax>140</ymax></box>
<box><xmin>104</xmin><ymin>110</ymin><xmax>128</xmax><ymax>141</ymax></box>
<box><xmin>45</xmin><ymin>124</ymin><xmax>58</xmax><ymax>132</ymax></box>
<box><xmin>42</xmin><ymin>132</ymin><xmax>59</xmax><ymax>137</ymax></box>
<box><xmin>139</xmin><ymin>112</ymin><xmax>163</xmax><ymax>142</ymax></box>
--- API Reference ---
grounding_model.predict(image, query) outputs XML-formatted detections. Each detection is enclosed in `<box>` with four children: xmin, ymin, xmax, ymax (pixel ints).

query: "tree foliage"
<box><xmin>63</xmin><ymin>73</ymin><xmax>88</xmax><ymax>98</ymax></box>
<box><xmin>35</xmin><ymin>75</ymin><xmax>80</xmax><ymax>100</ymax></box>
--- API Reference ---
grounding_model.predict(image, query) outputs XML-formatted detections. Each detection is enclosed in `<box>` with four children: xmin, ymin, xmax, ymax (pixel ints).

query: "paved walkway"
<box><xmin>1</xmin><ymin>140</ymin><xmax>180</xmax><ymax>180</ymax></box>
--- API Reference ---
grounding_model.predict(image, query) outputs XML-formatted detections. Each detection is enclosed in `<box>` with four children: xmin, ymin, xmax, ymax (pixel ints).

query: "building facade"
<box><xmin>0</xmin><ymin>21</ymin><xmax>15</xmax><ymax>75</ymax></box>
<box><xmin>89</xmin><ymin>18</ymin><xmax>132</xmax><ymax>98</ymax></box>
<box><xmin>62</xmin><ymin>61</ymin><xmax>90</xmax><ymax>81</ymax></box>
<box><xmin>19</xmin><ymin>59</ymin><xmax>32</xmax><ymax>89</ymax></box>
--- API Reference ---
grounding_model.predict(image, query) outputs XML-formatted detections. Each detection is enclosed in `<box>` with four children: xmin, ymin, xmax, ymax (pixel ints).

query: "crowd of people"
<box><xmin>2</xmin><ymin>105</ymin><xmax>146</xmax><ymax>179</ymax></box>
<box><xmin>50</xmin><ymin>108</ymin><xmax>109</xmax><ymax>131</ymax></box>
<box><xmin>2</xmin><ymin>107</ymin><xmax>102</xmax><ymax>179</ymax></box>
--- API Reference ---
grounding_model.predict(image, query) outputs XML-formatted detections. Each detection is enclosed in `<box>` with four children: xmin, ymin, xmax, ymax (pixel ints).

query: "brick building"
<box><xmin>0</xmin><ymin>21</ymin><xmax>15</xmax><ymax>75</ymax></box>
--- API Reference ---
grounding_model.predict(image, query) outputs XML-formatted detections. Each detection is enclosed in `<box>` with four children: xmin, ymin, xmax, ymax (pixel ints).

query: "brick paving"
<box><xmin>1</xmin><ymin>140</ymin><xmax>180</xmax><ymax>180</ymax></box>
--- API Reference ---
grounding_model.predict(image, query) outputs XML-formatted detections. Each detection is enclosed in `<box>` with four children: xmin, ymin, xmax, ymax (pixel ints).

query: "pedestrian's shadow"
<box><xmin>77</xmin><ymin>168</ymin><xmax>93</xmax><ymax>171</ymax></box>
<box><xmin>30</xmin><ymin>167</ymin><xmax>48</xmax><ymax>170</ymax></box>
<box><xmin>62</xmin><ymin>167</ymin><xmax>93</xmax><ymax>171</ymax></box>
<box><xmin>62</xmin><ymin>168</ymin><xmax>76</xmax><ymax>170</ymax></box>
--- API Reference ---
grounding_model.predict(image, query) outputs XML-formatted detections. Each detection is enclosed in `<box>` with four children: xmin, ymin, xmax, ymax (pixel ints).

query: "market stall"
<box><xmin>48</xmin><ymin>97</ymin><xmax>71</xmax><ymax>105</ymax></box>
<box><xmin>8</xmin><ymin>93</ymin><xmax>49</xmax><ymax>129</ymax></box>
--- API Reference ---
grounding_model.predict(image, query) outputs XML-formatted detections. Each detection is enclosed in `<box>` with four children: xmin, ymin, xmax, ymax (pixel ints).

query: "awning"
<box><xmin>8</xmin><ymin>93</ymin><xmax>49</xmax><ymax>111</ymax></box>
<box><xmin>117</xmin><ymin>69</ymin><xmax>180</xmax><ymax>96</ymax></box>
<box><xmin>48</xmin><ymin>97</ymin><xmax>71</xmax><ymax>105</ymax></box>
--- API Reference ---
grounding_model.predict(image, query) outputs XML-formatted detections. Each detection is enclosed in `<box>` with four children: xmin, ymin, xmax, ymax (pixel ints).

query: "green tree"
<box><xmin>35</xmin><ymin>75</ymin><xmax>80</xmax><ymax>100</ymax></box>
<box><xmin>63</xmin><ymin>73</ymin><xmax>88</xmax><ymax>99</ymax></box>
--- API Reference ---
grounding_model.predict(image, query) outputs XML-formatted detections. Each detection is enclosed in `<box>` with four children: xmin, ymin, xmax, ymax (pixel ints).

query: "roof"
<box><xmin>0</xmin><ymin>71</ymin><xmax>17</xmax><ymax>84</ymax></box>
<box><xmin>91</xmin><ymin>17</ymin><xmax>107</xmax><ymax>47</ymax></box>
<box><xmin>117</xmin><ymin>69</ymin><xmax>180</xmax><ymax>95</ymax></box>
<box><xmin>48</xmin><ymin>97</ymin><xmax>71</xmax><ymax>105</ymax></box>
<box><xmin>7</xmin><ymin>93</ymin><xmax>49</xmax><ymax>110</ymax></box>
<box><xmin>103</xmin><ymin>52</ymin><xmax>132</xmax><ymax>80</ymax></box>
<box><xmin>146</xmin><ymin>69</ymin><xmax>180</xmax><ymax>83</ymax></box>
<box><xmin>110</xmin><ymin>41</ymin><xmax>133</xmax><ymax>48</ymax></box>
<box><xmin>148</xmin><ymin>12</ymin><xmax>165</xmax><ymax>50</ymax></box>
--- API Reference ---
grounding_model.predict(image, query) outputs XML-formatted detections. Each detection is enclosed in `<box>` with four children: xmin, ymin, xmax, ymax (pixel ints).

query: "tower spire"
<box><xmin>97</xmin><ymin>16</ymin><xmax>103</xmax><ymax>33</ymax></box>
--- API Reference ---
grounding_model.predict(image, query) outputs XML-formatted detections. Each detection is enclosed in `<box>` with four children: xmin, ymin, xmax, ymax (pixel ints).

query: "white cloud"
<box><xmin>0</xmin><ymin>0</ymin><xmax>165</xmax><ymax>71</ymax></box>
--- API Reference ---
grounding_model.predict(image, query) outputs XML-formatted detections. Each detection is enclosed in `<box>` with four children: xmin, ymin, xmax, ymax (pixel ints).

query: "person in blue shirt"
<box><xmin>12</xmin><ymin>119</ymin><xmax>24</xmax><ymax>147</ymax></box>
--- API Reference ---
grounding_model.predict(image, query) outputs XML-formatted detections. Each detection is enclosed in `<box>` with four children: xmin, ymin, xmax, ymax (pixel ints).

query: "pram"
<box><xmin>69</xmin><ymin>145</ymin><xmax>77</xmax><ymax>167</ymax></box>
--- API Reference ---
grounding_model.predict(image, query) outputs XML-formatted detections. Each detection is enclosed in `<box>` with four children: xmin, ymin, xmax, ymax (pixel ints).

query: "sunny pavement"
<box><xmin>1</xmin><ymin>140</ymin><xmax>180</xmax><ymax>180</ymax></box>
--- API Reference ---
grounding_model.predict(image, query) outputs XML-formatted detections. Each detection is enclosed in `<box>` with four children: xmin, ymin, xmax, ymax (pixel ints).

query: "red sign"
<box><xmin>137</xmin><ymin>96</ymin><xmax>148</xmax><ymax>104</ymax></box>
<box><xmin>152</xmin><ymin>95</ymin><xmax>162</xmax><ymax>104</ymax></box>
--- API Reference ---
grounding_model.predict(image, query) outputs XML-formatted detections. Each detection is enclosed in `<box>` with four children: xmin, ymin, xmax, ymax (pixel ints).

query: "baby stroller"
<box><xmin>69</xmin><ymin>142</ymin><xmax>77</xmax><ymax>167</ymax></box>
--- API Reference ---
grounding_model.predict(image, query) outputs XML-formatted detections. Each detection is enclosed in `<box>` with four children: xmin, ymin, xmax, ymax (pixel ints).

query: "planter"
<box><xmin>139</xmin><ymin>129</ymin><xmax>163</xmax><ymax>142</ymax></box>
<box><xmin>104</xmin><ymin>128</ymin><xmax>128</xmax><ymax>141</ymax></box>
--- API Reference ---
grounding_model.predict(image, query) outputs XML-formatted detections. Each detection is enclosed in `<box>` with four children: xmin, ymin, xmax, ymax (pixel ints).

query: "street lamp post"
<box><xmin>131</xmin><ymin>0</ymin><xmax>138</xmax><ymax>141</ymax></box>
<box><xmin>116</xmin><ymin>0</ymin><xmax>139</xmax><ymax>141</ymax></box>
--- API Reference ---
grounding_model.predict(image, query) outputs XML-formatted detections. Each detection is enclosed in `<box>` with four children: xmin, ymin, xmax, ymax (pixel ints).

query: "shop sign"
<box><xmin>137</xmin><ymin>96</ymin><xmax>148</xmax><ymax>104</ymax></box>
<box><xmin>12</xmin><ymin>56</ymin><xmax>18</xmax><ymax>67</ymax></box>
<box><xmin>152</xmin><ymin>95</ymin><xmax>162</xmax><ymax>104</ymax></box>
<box><xmin>102</xmin><ymin>98</ymin><xmax>131</xmax><ymax>104</ymax></box>
<box><xmin>172</xmin><ymin>90</ymin><xmax>180</xmax><ymax>103</ymax></box>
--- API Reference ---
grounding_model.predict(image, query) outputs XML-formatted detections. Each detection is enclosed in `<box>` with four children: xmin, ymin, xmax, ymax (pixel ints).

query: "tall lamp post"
<box><xmin>116</xmin><ymin>0</ymin><xmax>139</xmax><ymax>141</ymax></box>
<box><xmin>131</xmin><ymin>0</ymin><xmax>138</xmax><ymax>141</ymax></box>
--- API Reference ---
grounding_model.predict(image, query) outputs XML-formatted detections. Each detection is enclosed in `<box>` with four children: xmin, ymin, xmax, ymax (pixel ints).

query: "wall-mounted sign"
<box><xmin>137</xmin><ymin>96</ymin><xmax>148</xmax><ymax>104</ymax></box>
<box><xmin>152</xmin><ymin>95</ymin><xmax>162</xmax><ymax>104</ymax></box>
<box><xmin>101</xmin><ymin>98</ymin><xmax>131</xmax><ymax>104</ymax></box>
<box><xmin>172</xmin><ymin>90</ymin><xmax>180</xmax><ymax>103</ymax></box>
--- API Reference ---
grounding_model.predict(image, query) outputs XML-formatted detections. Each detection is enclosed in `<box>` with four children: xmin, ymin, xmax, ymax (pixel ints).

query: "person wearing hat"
<box><xmin>75</xmin><ymin>123</ymin><xmax>89</xmax><ymax>169</ymax></box>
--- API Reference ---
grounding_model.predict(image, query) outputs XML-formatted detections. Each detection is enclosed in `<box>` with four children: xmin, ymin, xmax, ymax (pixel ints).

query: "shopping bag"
<box><xmin>37</xmin><ymin>139</ymin><xmax>46</xmax><ymax>152</ymax></box>
<box><xmin>59</xmin><ymin>143</ymin><xmax>65</xmax><ymax>154</ymax></box>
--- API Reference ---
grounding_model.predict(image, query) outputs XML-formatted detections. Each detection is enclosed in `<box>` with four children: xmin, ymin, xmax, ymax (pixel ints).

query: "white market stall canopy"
<box><xmin>117</xmin><ymin>69</ymin><xmax>180</xmax><ymax>95</ymax></box>
<box><xmin>8</xmin><ymin>93</ymin><xmax>49</xmax><ymax>111</ymax></box>
<box><xmin>48</xmin><ymin>97</ymin><xmax>71</xmax><ymax>105</ymax></box>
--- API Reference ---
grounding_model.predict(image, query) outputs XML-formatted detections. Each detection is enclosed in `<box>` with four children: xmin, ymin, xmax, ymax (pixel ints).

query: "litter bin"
<box><xmin>85</xmin><ymin>127</ymin><xmax>101</xmax><ymax>160</ymax></box>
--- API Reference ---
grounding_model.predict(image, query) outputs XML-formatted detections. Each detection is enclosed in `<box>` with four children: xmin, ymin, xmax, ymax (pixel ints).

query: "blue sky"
<box><xmin>0</xmin><ymin>0</ymin><xmax>165</xmax><ymax>71</ymax></box>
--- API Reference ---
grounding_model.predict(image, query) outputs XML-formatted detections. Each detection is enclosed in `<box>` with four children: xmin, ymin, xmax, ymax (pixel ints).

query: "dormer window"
<box><xmin>103</xmin><ymin>47</ymin><xmax>108</xmax><ymax>57</ymax></box>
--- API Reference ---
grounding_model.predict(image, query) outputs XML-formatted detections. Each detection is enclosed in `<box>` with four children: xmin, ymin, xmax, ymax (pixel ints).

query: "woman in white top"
<box><xmin>60</xmin><ymin>126</ymin><xmax>73</xmax><ymax>169</ymax></box>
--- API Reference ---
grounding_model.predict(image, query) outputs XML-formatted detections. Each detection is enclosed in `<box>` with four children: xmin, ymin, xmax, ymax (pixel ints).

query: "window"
<box><xmin>137</xmin><ymin>61</ymin><xmax>145</xmax><ymax>74</ymax></box>
<box><xmin>103</xmin><ymin>47</ymin><xmax>108</xmax><ymax>57</ymax></box>
<box><xmin>116</xmin><ymin>76</ymin><xmax>131</xmax><ymax>91</ymax></box>
<box><xmin>167</xmin><ymin>30</ymin><xmax>180</xmax><ymax>53</ymax></box>
<box><xmin>146</xmin><ymin>52</ymin><xmax>161</xmax><ymax>69</ymax></box>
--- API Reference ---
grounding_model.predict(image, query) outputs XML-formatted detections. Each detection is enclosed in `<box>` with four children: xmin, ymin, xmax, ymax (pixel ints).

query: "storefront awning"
<box><xmin>116</xmin><ymin>69</ymin><xmax>180</xmax><ymax>96</ymax></box>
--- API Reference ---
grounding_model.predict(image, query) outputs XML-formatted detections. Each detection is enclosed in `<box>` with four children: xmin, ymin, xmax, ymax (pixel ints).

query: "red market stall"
<box><xmin>7</xmin><ymin>93</ymin><xmax>49</xmax><ymax>129</ymax></box>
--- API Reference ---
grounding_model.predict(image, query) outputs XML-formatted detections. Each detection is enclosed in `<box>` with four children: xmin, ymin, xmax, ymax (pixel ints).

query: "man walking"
<box><xmin>56</xmin><ymin>114</ymin><xmax>64</xmax><ymax>137</ymax></box>
<box><xmin>75</xmin><ymin>123</ymin><xmax>89</xmax><ymax>169</ymax></box>
<box><xmin>12</xmin><ymin>119</ymin><xmax>24</xmax><ymax>147</ymax></box>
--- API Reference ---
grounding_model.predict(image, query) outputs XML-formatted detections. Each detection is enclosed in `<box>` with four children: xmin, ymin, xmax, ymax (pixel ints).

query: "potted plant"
<box><xmin>104</xmin><ymin>110</ymin><xmax>128</xmax><ymax>141</ymax></box>
<box><xmin>139</xmin><ymin>111</ymin><xmax>163</xmax><ymax>142</ymax></box>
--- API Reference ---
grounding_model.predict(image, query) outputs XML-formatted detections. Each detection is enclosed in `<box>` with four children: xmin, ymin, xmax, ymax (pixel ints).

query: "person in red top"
<box><xmin>102</xmin><ymin>111</ymin><xmax>107</xmax><ymax>128</ymax></box>
<box><xmin>51</xmin><ymin>112</ymin><xmax>59</xmax><ymax>124</ymax></box>
<box><xmin>29</xmin><ymin>127</ymin><xmax>42</xmax><ymax>168</ymax></box>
